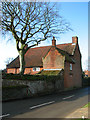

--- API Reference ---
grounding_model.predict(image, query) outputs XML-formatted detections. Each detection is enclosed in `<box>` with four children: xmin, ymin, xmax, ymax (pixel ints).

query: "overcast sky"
<box><xmin>0</xmin><ymin>2</ymin><xmax>88</xmax><ymax>71</ymax></box>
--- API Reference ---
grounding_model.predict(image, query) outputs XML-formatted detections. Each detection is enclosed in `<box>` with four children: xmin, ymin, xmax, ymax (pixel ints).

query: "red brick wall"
<box><xmin>43</xmin><ymin>47</ymin><xmax>65</xmax><ymax>69</ymax></box>
<box><xmin>72</xmin><ymin>45</ymin><xmax>82</xmax><ymax>87</ymax></box>
<box><xmin>16</xmin><ymin>68</ymin><xmax>19</xmax><ymax>74</ymax></box>
<box><xmin>7</xmin><ymin>67</ymin><xmax>43</xmax><ymax>75</ymax></box>
<box><xmin>7</xmin><ymin>68</ymin><xmax>20</xmax><ymax>74</ymax></box>
<box><xmin>64</xmin><ymin>44</ymin><xmax>82</xmax><ymax>88</ymax></box>
<box><xmin>7</xmin><ymin>68</ymin><xmax>16</xmax><ymax>74</ymax></box>
<box><xmin>88</xmin><ymin>71</ymin><xmax>90</xmax><ymax>77</ymax></box>
<box><xmin>64</xmin><ymin>62</ymin><xmax>73</xmax><ymax>88</ymax></box>
<box><xmin>24</xmin><ymin>67</ymin><xmax>43</xmax><ymax>75</ymax></box>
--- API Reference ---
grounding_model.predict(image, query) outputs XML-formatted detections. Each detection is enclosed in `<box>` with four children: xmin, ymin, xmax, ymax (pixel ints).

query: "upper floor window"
<box><xmin>33</xmin><ymin>67</ymin><xmax>40</xmax><ymax>71</ymax></box>
<box><xmin>70</xmin><ymin>64</ymin><xmax>72</xmax><ymax>70</ymax></box>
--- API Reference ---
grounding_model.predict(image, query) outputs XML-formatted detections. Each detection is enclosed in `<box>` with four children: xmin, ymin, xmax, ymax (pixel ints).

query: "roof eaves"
<box><xmin>27</xmin><ymin>65</ymin><xmax>43</xmax><ymax>68</ymax></box>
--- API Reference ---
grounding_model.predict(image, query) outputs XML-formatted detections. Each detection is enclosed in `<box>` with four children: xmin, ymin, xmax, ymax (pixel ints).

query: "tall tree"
<box><xmin>1</xmin><ymin>2</ymin><xmax>72</xmax><ymax>74</ymax></box>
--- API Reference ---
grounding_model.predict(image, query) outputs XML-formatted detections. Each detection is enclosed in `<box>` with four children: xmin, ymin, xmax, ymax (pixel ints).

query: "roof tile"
<box><xmin>7</xmin><ymin>43</ymin><xmax>76</xmax><ymax>68</ymax></box>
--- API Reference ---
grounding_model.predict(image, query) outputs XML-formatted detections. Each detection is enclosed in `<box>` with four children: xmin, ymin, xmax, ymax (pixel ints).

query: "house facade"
<box><xmin>84</xmin><ymin>70</ymin><xmax>90</xmax><ymax>77</ymax></box>
<box><xmin>7</xmin><ymin>36</ymin><xmax>82</xmax><ymax>88</ymax></box>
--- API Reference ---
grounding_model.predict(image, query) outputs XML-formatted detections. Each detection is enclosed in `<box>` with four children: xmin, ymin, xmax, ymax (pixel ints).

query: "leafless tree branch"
<box><xmin>1</xmin><ymin>2</ymin><xmax>72</xmax><ymax>74</ymax></box>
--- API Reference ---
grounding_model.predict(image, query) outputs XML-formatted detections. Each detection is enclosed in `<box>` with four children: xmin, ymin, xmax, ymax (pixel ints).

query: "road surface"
<box><xmin>2</xmin><ymin>87</ymin><xmax>89</xmax><ymax>118</ymax></box>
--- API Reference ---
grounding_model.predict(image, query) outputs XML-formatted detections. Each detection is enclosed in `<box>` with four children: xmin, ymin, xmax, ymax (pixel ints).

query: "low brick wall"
<box><xmin>2</xmin><ymin>76</ymin><xmax>64</xmax><ymax>101</ymax></box>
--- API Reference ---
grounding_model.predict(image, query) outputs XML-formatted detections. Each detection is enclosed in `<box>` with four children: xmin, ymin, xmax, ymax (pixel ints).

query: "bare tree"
<box><xmin>5</xmin><ymin>57</ymin><xmax>14</xmax><ymax>65</ymax></box>
<box><xmin>1</xmin><ymin>2</ymin><xmax>72</xmax><ymax>74</ymax></box>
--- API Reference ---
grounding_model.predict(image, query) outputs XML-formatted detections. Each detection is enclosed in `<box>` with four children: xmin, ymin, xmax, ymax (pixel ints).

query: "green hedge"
<box><xmin>2</xmin><ymin>85</ymin><xmax>28</xmax><ymax>89</ymax></box>
<box><xmin>2</xmin><ymin>73</ymin><xmax>63</xmax><ymax>81</ymax></box>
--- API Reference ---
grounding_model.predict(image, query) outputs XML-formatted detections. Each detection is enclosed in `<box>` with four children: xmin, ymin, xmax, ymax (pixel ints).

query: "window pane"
<box><xmin>33</xmin><ymin>67</ymin><xmax>40</xmax><ymax>71</ymax></box>
<box><xmin>70</xmin><ymin>64</ymin><xmax>72</xmax><ymax>70</ymax></box>
<box><xmin>36</xmin><ymin>68</ymin><xmax>40</xmax><ymax>71</ymax></box>
<box><xmin>33</xmin><ymin>68</ymin><xmax>36</xmax><ymax>71</ymax></box>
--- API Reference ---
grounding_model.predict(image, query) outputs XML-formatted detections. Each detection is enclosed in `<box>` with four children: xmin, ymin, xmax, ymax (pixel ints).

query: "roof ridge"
<box><xmin>30</xmin><ymin>43</ymin><xmax>72</xmax><ymax>50</ymax></box>
<box><xmin>56</xmin><ymin>43</ymin><xmax>72</xmax><ymax>45</ymax></box>
<box><xmin>7</xmin><ymin>42</ymin><xmax>76</xmax><ymax>68</ymax></box>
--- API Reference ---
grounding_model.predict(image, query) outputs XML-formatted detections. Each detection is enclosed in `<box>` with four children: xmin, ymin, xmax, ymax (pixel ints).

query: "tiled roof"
<box><xmin>7</xmin><ymin>43</ymin><xmax>76</xmax><ymax>68</ymax></box>
<box><xmin>56</xmin><ymin>43</ymin><xmax>76</xmax><ymax>55</ymax></box>
<box><xmin>56</xmin><ymin>48</ymin><xmax>75</xmax><ymax>63</ymax></box>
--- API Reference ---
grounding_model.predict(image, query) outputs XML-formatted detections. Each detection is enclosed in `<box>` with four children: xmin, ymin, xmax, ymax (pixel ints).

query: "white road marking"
<box><xmin>62</xmin><ymin>95</ymin><xmax>75</xmax><ymax>100</ymax></box>
<box><xmin>0</xmin><ymin>114</ymin><xmax>10</xmax><ymax>118</ymax></box>
<box><xmin>30</xmin><ymin>101</ymin><xmax>55</xmax><ymax>110</ymax></box>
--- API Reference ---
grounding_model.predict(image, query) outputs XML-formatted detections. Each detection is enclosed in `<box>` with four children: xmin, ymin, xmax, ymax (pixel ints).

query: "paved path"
<box><xmin>66</xmin><ymin>107</ymin><xmax>88</xmax><ymax>118</ymax></box>
<box><xmin>2</xmin><ymin>87</ymin><xmax>89</xmax><ymax>118</ymax></box>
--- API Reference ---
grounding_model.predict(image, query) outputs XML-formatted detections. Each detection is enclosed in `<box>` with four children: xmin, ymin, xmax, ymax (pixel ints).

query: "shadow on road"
<box><xmin>2</xmin><ymin>87</ymin><xmax>89</xmax><ymax>118</ymax></box>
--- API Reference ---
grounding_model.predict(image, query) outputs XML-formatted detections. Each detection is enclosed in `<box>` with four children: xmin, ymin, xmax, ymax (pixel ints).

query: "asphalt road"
<box><xmin>2</xmin><ymin>87</ymin><xmax>89</xmax><ymax>118</ymax></box>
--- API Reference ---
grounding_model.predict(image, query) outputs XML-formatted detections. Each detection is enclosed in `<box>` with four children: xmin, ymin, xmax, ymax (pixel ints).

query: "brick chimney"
<box><xmin>52</xmin><ymin>36</ymin><xmax>56</xmax><ymax>47</ymax></box>
<box><xmin>72</xmin><ymin>36</ymin><xmax>78</xmax><ymax>44</ymax></box>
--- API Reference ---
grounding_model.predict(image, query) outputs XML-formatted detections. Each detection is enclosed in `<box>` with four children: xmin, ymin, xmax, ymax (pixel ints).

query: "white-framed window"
<box><xmin>70</xmin><ymin>64</ymin><xmax>72</xmax><ymax>70</ymax></box>
<box><xmin>33</xmin><ymin>67</ymin><xmax>40</xmax><ymax>71</ymax></box>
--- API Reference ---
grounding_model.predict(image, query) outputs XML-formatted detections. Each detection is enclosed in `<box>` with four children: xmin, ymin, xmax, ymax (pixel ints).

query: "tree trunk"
<box><xmin>19</xmin><ymin>49</ymin><xmax>25</xmax><ymax>75</ymax></box>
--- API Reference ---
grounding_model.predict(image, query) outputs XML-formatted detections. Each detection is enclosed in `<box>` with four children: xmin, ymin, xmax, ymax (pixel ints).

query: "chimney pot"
<box><xmin>72</xmin><ymin>36</ymin><xmax>78</xmax><ymax>44</ymax></box>
<box><xmin>52</xmin><ymin>36</ymin><xmax>56</xmax><ymax>47</ymax></box>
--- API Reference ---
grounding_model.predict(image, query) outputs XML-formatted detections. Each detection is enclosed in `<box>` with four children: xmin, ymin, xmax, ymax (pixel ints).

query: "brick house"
<box><xmin>84</xmin><ymin>70</ymin><xmax>90</xmax><ymax>77</ymax></box>
<box><xmin>7</xmin><ymin>36</ymin><xmax>82</xmax><ymax>88</ymax></box>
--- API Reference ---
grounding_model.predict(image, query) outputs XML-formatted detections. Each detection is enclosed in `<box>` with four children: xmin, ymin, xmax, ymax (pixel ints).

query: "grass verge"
<box><xmin>83</xmin><ymin>102</ymin><xmax>90</xmax><ymax>108</ymax></box>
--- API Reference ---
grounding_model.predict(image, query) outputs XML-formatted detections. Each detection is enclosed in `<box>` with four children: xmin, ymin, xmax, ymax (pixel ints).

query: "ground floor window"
<box><xmin>33</xmin><ymin>67</ymin><xmax>40</xmax><ymax>71</ymax></box>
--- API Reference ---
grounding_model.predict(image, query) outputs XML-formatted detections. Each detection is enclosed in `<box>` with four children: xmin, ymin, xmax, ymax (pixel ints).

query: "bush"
<box><xmin>2</xmin><ymin>85</ymin><xmax>28</xmax><ymax>89</ymax></box>
<box><xmin>2</xmin><ymin>73</ymin><xmax>63</xmax><ymax>82</ymax></box>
